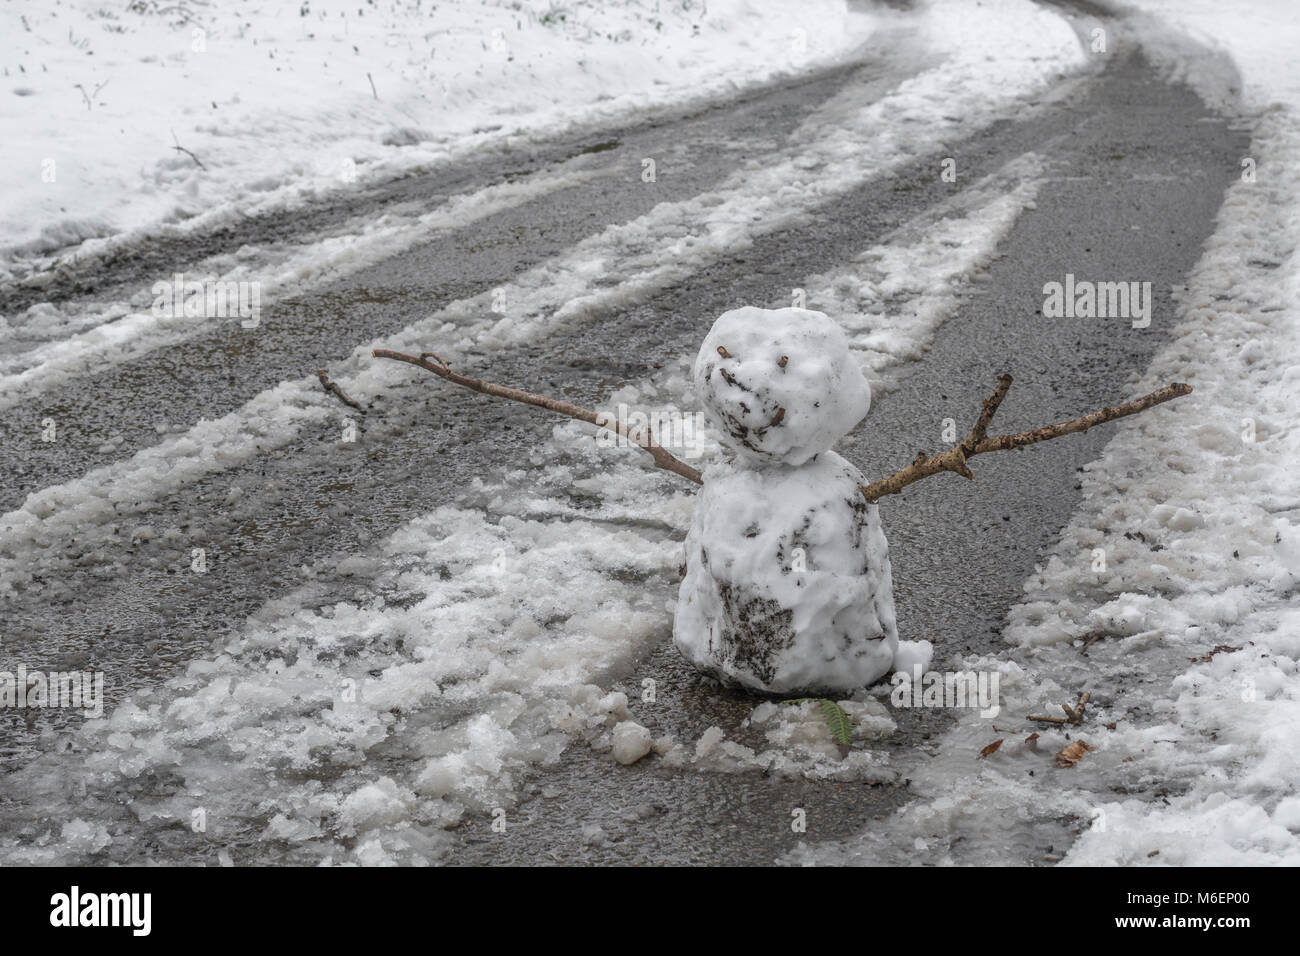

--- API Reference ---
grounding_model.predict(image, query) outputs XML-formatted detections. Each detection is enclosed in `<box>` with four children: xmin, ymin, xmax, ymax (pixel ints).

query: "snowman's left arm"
<box><xmin>858</xmin><ymin>374</ymin><xmax>1192</xmax><ymax>503</ymax></box>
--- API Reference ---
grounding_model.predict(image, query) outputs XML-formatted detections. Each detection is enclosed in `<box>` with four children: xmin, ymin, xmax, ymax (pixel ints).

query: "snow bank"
<box><xmin>0</xmin><ymin>0</ymin><xmax>881</xmax><ymax>279</ymax></box>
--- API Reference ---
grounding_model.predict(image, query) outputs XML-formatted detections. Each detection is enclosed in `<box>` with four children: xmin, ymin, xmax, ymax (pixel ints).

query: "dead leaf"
<box><xmin>1025</xmin><ymin>732</ymin><xmax>1040</xmax><ymax>749</ymax></box>
<box><xmin>979</xmin><ymin>739</ymin><xmax>1004</xmax><ymax>759</ymax></box>
<box><xmin>1055</xmin><ymin>740</ymin><xmax>1095</xmax><ymax>768</ymax></box>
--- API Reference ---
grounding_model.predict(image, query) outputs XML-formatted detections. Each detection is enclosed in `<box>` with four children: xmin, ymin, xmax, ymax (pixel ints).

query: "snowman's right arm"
<box><xmin>368</xmin><ymin>348</ymin><xmax>705</xmax><ymax>486</ymax></box>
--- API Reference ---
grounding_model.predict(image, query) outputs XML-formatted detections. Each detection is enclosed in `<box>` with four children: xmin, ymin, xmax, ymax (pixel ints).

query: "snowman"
<box><xmin>674</xmin><ymin>306</ymin><xmax>930</xmax><ymax>696</ymax></box>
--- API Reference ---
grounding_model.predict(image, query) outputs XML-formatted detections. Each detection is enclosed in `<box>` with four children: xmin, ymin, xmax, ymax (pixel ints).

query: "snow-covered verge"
<box><xmin>0</xmin><ymin>0</ymin><xmax>879</xmax><ymax>282</ymax></box>
<box><xmin>789</xmin><ymin>1</ymin><xmax>1300</xmax><ymax>867</ymax></box>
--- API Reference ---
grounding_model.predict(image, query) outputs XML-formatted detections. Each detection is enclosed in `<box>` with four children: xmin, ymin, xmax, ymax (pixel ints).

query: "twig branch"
<box><xmin>170</xmin><ymin>129</ymin><xmax>206</xmax><ymax>170</ymax></box>
<box><xmin>1078</xmin><ymin>628</ymin><xmax>1113</xmax><ymax>654</ymax></box>
<box><xmin>317</xmin><ymin>368</ymin><xmax>365</xmax><ymax>412</ymax></box>
<box><xmin>860</xmin><ymin>375</ymin><xmax>1192</xmax><ymax>503</ymax></box>
<box><xmin>1030</xmin><ymin>691</ymin><xmax>1091</xmax><ymax>726</ymax></box>
<box><xmin>371</xmin><ymin>348</ymin><xmax>703</xmax><ymax>485</ymax></box>
<box><xmin>75</xmin><ymin>79</ymin><xmax>109</xmax><ymax>110</ymax></box>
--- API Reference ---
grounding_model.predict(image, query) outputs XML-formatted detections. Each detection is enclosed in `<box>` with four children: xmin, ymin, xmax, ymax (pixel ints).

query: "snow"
<box><xmin>2</xmin><ymin>0</ymin><xmax>1083</xmax><ymax>401</ymax></box>
<box><xmin>1037</xmin><ymin>0</ymin><xmax>1300</xmax><ymax>869</ymax></box>
<box><xmin>610</xmin><ymin>720</ymin><xmax>653</xmax><ymax>765</ymax></box>
<box><xmin>0</xmin><ymin>2</ymin><xmax>1073</xmax><ymax>600</ymax></box>
<box><xmin>0</xmin><ymin>119</ymin><xmax>1051</xmax><ymax>862</ymax></box>
<box><xmin>0</xmin><ymin>149</ymin><xmax>1029</xmax><ymax>857</ymax></box>
<box><xmin>0</xmin><ymin>0</ymin><xmax>883</xmax><ymax>281</ymax></box>
<box><xmin>0</xmin><ymin>162</ymin><xmax>606</xmax><ymax>408</ymax></box>
<box><xmin>693</xmin><ymin>307</ymin><xmax>872</xmax><ymax>467</ymax></box>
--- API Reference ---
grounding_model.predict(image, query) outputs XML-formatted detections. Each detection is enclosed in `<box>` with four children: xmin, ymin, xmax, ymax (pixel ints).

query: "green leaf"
<box><xmin>819</xmin><ymin>700</ymin><xmax>853</xmax><ymax>747</ymax></box>
<box><xmin>782</xmin><ymin>698</ymin><xmax>853</xmax><ymax>747</ymax></box>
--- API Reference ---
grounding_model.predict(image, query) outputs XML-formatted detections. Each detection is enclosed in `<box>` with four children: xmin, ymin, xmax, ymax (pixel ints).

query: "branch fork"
<box><xmin>858</xmin><ymin>374</ymin><xmax>1191</xmax><ymax>503</ymax></box>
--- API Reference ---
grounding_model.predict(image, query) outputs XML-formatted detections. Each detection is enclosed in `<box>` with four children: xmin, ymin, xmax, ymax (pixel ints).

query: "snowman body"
<box><xmin>673</xmin><ymin>306</ymin><xmax>904</xmax><ymax>695</ymax></box>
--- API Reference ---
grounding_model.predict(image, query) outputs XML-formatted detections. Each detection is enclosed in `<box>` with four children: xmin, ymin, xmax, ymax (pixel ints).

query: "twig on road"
<box><xmin>1078</xmin><ymin>628</ymin><xmax>1114</xmax><ymax>654</ymax></box>
<box><xmin>1029</xmin><ymin>691</ymin><xmax>1091</xmax><ymax>726</ymax></box>
<box><xmin>317</xmin><ymin>368</ymin><xmax>365</xmax><ymax>412</ymax></box>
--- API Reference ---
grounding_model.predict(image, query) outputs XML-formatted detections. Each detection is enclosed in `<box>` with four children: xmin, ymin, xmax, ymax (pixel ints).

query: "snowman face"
<box><xmin>692</xmin><ymin>307</ymin><xmax>871</xmax><ymax>466</ymax></box>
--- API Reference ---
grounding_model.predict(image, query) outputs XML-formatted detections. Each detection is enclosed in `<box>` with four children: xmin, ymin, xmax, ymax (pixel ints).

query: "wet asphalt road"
<box><xmin>0</xmin><ymin>3</ymin><xmax>1249</xmax><ymax>863</ymax></box>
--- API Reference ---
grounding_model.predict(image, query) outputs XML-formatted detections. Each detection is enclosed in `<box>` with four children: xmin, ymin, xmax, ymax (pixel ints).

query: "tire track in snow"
<box><xmin>0</xmin><ymin>11</ymin><xmax>1086</xmax><ymax>561</ymax></box>
<box><xmin>0</xmin><ymin>162</ymin><xmax>615</xmax><ymax>404</ymax></box>
<box><xmin>0</xmin><ymin>41</ymin><xmax>930</xmax><ymax>498</ymax></box>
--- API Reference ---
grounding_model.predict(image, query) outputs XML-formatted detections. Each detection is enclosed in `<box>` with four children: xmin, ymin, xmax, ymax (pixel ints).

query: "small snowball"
<box><xmin>611</xmin><ymin>720</ymin><xmax>653</xmax><ymax>765</ymax></box>
<box><xmin>892</xmin><ymin>639</ymin><xmax>934</xmax><ymax>674</ymax></box>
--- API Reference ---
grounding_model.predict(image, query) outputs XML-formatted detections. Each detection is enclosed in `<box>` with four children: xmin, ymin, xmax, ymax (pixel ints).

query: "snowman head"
<box><xmin>693</xmin><ymin>307</ymin><xmax>871</xmax><ymax>466</ymax></box>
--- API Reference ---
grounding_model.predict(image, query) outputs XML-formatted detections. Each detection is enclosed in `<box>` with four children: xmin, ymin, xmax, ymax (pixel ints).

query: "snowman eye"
<box><xmin>716</xmin><ymin>346</ymin><xmax>732</xmax><ymax>359</ymax></box>
<box><xmin>778</xmin><ymin>355</ymin><xmax>788</xmax><ymax>368</ymax></box>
